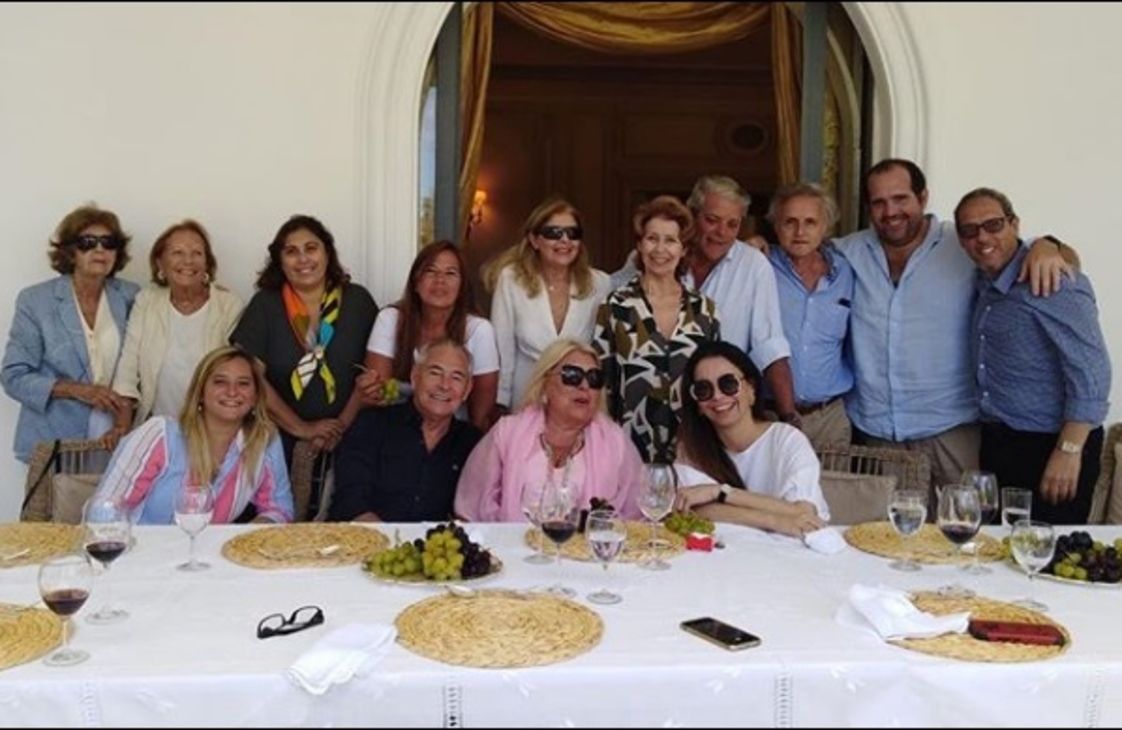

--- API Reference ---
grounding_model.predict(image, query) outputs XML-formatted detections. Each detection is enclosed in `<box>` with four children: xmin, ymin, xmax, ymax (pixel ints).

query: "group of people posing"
<box><xmin>2</xmin><ymin>157</ymin><xmax>1110</xmax><ymax>537</ymax></box>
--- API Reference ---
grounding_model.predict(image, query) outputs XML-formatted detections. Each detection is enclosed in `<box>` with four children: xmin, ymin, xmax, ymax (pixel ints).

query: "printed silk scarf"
<box><xmin>282</xmin><ymin>283</ymin><xmax>342</xmax><ymax>403</ymax></box>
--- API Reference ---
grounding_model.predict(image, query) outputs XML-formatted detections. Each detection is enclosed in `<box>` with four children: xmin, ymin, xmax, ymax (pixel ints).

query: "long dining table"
<box><xmin>0</xmin><ymin>521</ymin><xmax>1120</xmax><ymax>728</ymax></box>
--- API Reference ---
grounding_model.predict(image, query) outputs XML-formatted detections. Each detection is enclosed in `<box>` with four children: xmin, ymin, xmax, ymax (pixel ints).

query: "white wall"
<box><xmin>0</xmin><ymin>2</ymin><xmax>1119</xmax><ymax>519</ymax></box>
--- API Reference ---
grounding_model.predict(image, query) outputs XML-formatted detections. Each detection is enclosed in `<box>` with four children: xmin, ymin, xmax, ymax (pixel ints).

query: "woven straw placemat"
<box><xmin>525</xmin><ymin>521</ymin><xmax>686</xmax><ymax>563</ymax></box>
<box><xmin>845</xmin><ymin>522</ymin><xmax>1003</xmax><ymax>565</ymax></box>
<box><xmin>395</xmin><ymin>590</ymin><xmax>603</xmax><ymax>668</ymax></box>
<box><xmin>221</xmin><ymin>524</ymin><xmax>389</xmax><ymax>569</ymax></box>
<box><xmin>0</xmin><ymin>524</ymin><xmax>82</xmax><ymax>569</ymax></box>
<box><xmin>891</xmin><ymin>591</ymin><xmax>1070</xmax><ymax>662</ymax></box>
<box><xmin>0</xmin><ymin>604</ymin><xmax>62</xmax><ymax>671</ymax></box>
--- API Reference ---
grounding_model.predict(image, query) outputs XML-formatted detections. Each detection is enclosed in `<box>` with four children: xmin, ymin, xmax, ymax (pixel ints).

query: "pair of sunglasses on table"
<box><xmin>257</xmin><ymin>605</ymin><xmax>324</xmax><ymax>639</ymax></box>
<box><xmin>71</xmin><ymin>234</ymin><xmax>125</xmax><ymax>252</ymax></box>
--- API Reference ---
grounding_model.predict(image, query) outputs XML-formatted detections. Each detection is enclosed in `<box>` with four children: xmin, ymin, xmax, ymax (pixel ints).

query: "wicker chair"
<box><xmin>1089</xmin><ymin>422</ymin><xmax>1122</xmax><ymax>524</ymax></box>
<box><xmin>814</xmin><ymin>443</ymin><xmax>932</xmax><ymax>525</ymax></box>
<box><xmin>21</xmin><ymin>439</ymin><xmax>113</xmax><ymax>523</ymax></box>
<box><xmin>289</xmin><ymin>440</ymin><xmax>334</xmax><ymax>522</ymax></box>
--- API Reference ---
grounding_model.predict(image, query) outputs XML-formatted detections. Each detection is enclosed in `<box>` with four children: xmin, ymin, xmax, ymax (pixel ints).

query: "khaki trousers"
<box><xmin>857</xmin><ymin>422</ymin><xmax>981</xmax><ymax>507</ymax></box>
<box><xmin>801</xmin><ymin>398</ymin><xmax>851</xmax><ymax>449</ymax></box>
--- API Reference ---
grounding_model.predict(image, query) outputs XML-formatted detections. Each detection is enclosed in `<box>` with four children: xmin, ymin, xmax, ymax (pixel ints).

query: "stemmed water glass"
<box><xmin>935</xmin><ymin>484</ymin><xmax>982</xmax><ymax>598</ymax></box>
<box><xmin>38</xmin><ymin>554</ymin><xmax>95</xmax><ymax>666</ymax></box>
<box><xmin>521</xmin><ymin>482</ymin><xmax>552</xmax><ymax>565</ymax></box>
<box><xmin>174</xmin><ymin>484</ymin><xmax>215</xmax><ymax>572</ymax></box>
<box><xmin>959</xmin><ymin>471</ymin><xmax>998</xmax><ymax>575</ymax></box>
<box><xmin>537</xmin><ymin>479</ymin><xmax>579</xmax><ymax>597</ymax></box>
<box><xmin>585</xmin><ymin>508</ymin><xmax>626</xmax><ymax>605</ymax></box>
<box><xmin>638</xmin><ymin>463</ymin><xmax>677</xmax><ymax>571</ymax></box>
<box><xmin>82</xmin><ymin>496</ymin><xmax>131</xmax><ymax>624</ymax></box>
<box><xmin>887</xmin><ymin>489</ymin><xmax>926</xmax><ymax>571</ymax></box>
<box><xmin>1010</xmin><ymin>520</ymin><xmax>1056</xmax><ymax>612</ymax></box>
<box><xmin>1001</xmin><ymin>487</ymin><xmax>1033</xmax><ymax>532</ymax></box>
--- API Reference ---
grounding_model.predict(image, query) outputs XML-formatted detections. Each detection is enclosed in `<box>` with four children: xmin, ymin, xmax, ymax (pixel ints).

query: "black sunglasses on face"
<box><xmin>558</xmin><ymin>364</ymin><xmax>605</xmax><ymax>390</ymax></box>
<box><xmin>536</xmin><ymin>225</ymin><xmax>583</xmax><ymax>241</ymax></box>
<box><xmin>956</xmin><ymin>215</ymin><xmax>1011</xmax><ymax>240</ymax></box>
<box><xmin>256</xmin><ymin>605</ymin><xmax>324</xmax><ymax>639</ymax></box>
<box><xmin>689</xmin><ymin>373</ymin><xmax>744</xmax><ymax>402</ymax></box>
<box><xmin>72</xmin><ymin>234</ymin><xmax>123</xmax><ymax>252</ymax></box>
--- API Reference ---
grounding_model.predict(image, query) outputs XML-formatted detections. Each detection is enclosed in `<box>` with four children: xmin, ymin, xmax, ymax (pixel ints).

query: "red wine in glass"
<box><xmin>940</xmin><ymin>522</ymin><xmax>980</xmax><ymax>546</ymax></box>
<box><xmin>43</xmin><ymin>588</ymin><xmax>90</xmax><ymax>617</ymax></box>
<box><xmin>86</xmin><ymin>540</ymin><xmax>127</xmax><ymax>566</ymax></box>
<box><xmin>541</xmin><ymin>521</ymin><xmax>577</xmax><ymax>545</ymax></box>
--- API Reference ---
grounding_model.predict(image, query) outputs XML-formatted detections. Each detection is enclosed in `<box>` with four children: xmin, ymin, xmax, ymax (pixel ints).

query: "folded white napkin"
<box><xmin>835</xmin><ymin>584</ymin><xmax>970</xmax><ymax>640</ymax></box>
<box><xmin>286</xmin><ymin>623</ymin><xmax>397</xmax><ymax>695</ymax></box>
<box><xmin>803</xmin><ymin>527</ymin><xmax>847</xmax><ymax>554</ymax></box>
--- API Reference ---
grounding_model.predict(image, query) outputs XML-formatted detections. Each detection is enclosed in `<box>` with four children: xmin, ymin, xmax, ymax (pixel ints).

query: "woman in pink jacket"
<box><xmin>454</xmin><ymin>338</ymin><xmax>643</xmax><ymax>522</ymax></box>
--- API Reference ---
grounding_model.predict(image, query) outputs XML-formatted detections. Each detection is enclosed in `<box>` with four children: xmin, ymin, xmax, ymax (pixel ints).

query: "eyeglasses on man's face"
<box><xmin>689</xmin><ymin>373</ymin><xmax>744</xmax><ymax>402</ymax></box>
<box><xmin>536</xmin><ymin>225</ymin><xmax>583</xmax><ymax>242</ymax></box>
<box><xmin>72</xmin><ymin>234</ymin><xmax>123</xmax><ymax>252</ymax></box>
<box><xmin>957</xmin><ymin>215</ymin><xmax>1011</xmax><ymax>241</ymax></box>
<box><xmin>256</xmin><ymin>605</ymin><xmax>324</xmax><ymax>639</ymax></box>
<box><xmin>556</xmin><ymin>363</ymin><xmax>605</xmax><ymax>390</ymax></box>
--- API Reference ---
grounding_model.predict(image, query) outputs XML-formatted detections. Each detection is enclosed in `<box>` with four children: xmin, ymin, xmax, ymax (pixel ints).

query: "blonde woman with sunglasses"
<box><xmin>673</xmin><ymin>341</ymin><xmax>828</xmax><ymax>537</ymax></box>
<box><xmin>454</xmin><ymin>338</ymin><xmax>643</xmax><ymax>522</ymax></box>
<box><xmin>484</xmin><ymin>198</ymin><xmax>612</xmax><ymax>412</ymax></box>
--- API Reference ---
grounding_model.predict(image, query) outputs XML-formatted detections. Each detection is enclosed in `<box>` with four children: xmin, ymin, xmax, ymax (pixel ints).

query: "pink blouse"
<box><xmin>454</xmin><ymin>407</ymin><xmax>644</xmax><ymax>522</ymax></box>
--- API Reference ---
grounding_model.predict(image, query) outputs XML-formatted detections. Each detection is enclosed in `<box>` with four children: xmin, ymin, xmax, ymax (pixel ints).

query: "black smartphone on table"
<box><xmin>680</xmin><ymin>617</ymin><xmax>762</xmax><ymax>651</ymax></box>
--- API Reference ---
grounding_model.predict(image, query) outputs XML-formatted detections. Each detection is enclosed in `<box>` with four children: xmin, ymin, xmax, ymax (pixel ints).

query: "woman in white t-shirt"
<box><xmin>356</xmin><ymin>240</ymin><xmax>498</xmax><ymax>430</ymax></box>
<box><xmin>673</xmin><ymin>341</ymin><xmax>829</xmax><ymax>537</ymax></box>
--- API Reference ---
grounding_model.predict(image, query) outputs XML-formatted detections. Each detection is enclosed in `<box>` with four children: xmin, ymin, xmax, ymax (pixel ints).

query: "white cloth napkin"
<box><xmin>835</xmin><ymin>584</ymin><xmax>970</xmax><ymax>640</ymax></box>
<box><xmin>803</xmin><ymin>527</ymin><xmax>848</xmax><ymax>554</ymax></box>
<box><xmin>286</xmin><ymin>623</ymin><xmax>397</xmax><ymax>695</ymax></box>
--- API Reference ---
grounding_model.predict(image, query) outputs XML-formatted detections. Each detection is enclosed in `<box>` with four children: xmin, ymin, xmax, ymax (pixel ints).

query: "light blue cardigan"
<box><xmin>1</xmin><ymin>275</ymin><xmax>139</xmax><ymax>461</ymax></box>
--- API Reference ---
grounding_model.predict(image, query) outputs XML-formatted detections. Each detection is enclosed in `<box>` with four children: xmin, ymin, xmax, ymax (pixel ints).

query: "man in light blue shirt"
<box><xmin>766</xmin><ymin>183</ymin><xmax>854</xmax><ymax>448</ymax></box>
<box><xmin>612</xmin><ymin>176</ymin><xmax>798</xmax><ymax>423</ymax></box>
<box><xmin>835</xmin><ymin>159</ymin><xmax>1075</xmax><ymax>491</ymax></box>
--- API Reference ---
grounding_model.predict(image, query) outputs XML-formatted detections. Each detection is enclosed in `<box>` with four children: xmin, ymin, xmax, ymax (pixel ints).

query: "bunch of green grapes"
<box><xmin>421</xmin><ymin>527</ymin><xmax>467</xmax><ymax>580</ymax></box>
<box><xmin>1047</xmin><ymin>532</ymin><xmax>1122</xmax><ymax>583</ymax></box>
<box><xmin>364</xmin><ymin>542</ymin><xmax>422</xmax><ymax>578</ymax></box>
<box><xmin>382</xmin><ymin>377</ymin><xmax>401</xmax><ymax>403</ymax></box>
<box><xmin>663</xmin><ymin>510</ymin><xmax>715</xmax><ymax>537</ymax></box>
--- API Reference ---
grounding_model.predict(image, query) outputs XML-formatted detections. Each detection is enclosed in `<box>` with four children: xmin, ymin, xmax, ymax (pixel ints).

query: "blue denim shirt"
<box><xmin>974</xmin><ymin>243</ymin><xmax>1110</xmax><ymax>432</ymax></box>
<box><xmin>834</xmin><ymin>216</ymin><xmax>978</xmax><ymax>441</ymax></box>
<box><xmin>768</xmin><ymin>244</ymin><xmax>854</xmax><ymax>405</ymax></box>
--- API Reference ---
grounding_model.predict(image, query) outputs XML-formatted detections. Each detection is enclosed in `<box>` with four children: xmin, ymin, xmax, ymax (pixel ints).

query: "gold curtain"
<box><xmin>457</xmin><ymin>2</ymin><xmax>806</xmax><ymax>235</ymax></box>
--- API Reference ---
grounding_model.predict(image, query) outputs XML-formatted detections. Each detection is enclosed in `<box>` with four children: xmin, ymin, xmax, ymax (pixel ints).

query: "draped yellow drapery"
<box><xmin>458</xmin><ymin>2</ymin><xmax>805</xmax><ymax>239</ymax></box>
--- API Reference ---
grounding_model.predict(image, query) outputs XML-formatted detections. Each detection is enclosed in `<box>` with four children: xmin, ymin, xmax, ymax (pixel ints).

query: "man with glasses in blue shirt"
<box><xmin>766</xmin><ymin>183</ymin><xmax>854</xmax><ymax>448</ymax></box>
<box><xmin>834</xmin><ymin>159</ymin><xmax>1076</xmax><ymax>492</ymax></box>
<box><xmin>956</xmin><ymin>188</ymin><xmax>1109</xmax><ymax>524</ymax></box>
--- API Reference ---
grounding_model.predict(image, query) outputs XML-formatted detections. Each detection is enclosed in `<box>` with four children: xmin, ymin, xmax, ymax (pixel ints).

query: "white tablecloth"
<box><xmin>1</xmin><ymin>522</ymin><xmax>1120</xmax><ymax>727</ymax></box>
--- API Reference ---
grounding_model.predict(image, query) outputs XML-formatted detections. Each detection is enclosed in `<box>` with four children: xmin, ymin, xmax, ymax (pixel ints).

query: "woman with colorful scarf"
<box><xmin>230</xmin><ymin>215</ymin><xmax>377</xmax><ymax>493</ymax></box>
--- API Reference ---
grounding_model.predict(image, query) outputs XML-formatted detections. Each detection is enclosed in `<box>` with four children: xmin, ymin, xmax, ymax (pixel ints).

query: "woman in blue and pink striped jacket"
<box><xmin>95</xmin><ymin>345</ymin><xmax>294</xmax><ymax>524</ymax></box>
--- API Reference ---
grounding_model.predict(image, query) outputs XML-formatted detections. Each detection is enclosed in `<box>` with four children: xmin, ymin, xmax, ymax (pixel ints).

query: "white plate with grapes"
<box><xmin>362</xmin><ymin>523</ymin><xmax>503</xmax><ymax>587</ymax></box>
<box><xmin>1005</xmin><ymin>532</ymin><xmax>1122</xmax><ymax>589</ymax></box>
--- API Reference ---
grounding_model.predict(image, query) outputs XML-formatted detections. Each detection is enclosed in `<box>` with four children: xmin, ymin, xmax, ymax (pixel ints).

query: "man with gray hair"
<box><xmin>329</xmin><ymin>338</ymin><xmax>481</xmax><ymax>522</ymax></box>
<box><xmin>612</xmin><ymin>175</ymin><xmax>798</xmax><ymax>422</ymax></box>
<box><xmin>766</xmin><ymin>183</ymin><xmax>853</xmax><ymax>447</ymax></box>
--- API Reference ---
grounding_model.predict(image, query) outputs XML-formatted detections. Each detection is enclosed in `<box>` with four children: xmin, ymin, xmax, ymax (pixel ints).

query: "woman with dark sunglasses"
<box><xmin>593</xmin><ymin>196</ymin><xmax>720</xmax><ymax>464</ymax></box>
<box><xmin>673</xmin><ymin>341</ymin><xmax>829</xmax><ymax>537</ymax></box>
<box><xmin>2</xmin><ymin>204</ymin><xmax>139</xmax><ymax>462</ymax></box>
<box><xmin>484</xmin><ymin>198</ymin><xmax>612</xmax><ymax>413</ymax></box>
<box><xmin>454</xmin><ymin>338</ymin><xmax>643</xmax><ymax>522</ymax></box>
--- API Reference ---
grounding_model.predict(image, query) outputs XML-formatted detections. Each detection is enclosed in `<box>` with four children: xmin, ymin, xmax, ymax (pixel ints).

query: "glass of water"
<box><xmin>1010</xmin><ymin>520</ymin><xmax>1056</xmax><ymax>612</ymax></box>
<box><xmin>1001</xmin><ymin>487</ymin><xmax>1033</xmax><ymax>531</ymax></box>
<box><xmin>887</xmin><ymin>489</ymin><xmax>927</xmax><ymax>571</ymax></box>
<box><xmin>585</xmin><ymin>508</ymin><xmax>626</xmax><ymax>605</ymax></box>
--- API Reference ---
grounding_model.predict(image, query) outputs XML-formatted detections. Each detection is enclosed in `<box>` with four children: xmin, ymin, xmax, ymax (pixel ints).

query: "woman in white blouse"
<box><xmin>673</xmin><ymin>340</ymin><xmax>829</xmax><ymax>537</ymax></box>
<box><xmin>484</xmin><ymin>197</ymin><xmax>612</xmax><ymax>410</ymax></box>
<box><xmin>112</xmin><ymin>220</ymin><xmax>243</xmax><ymax>428</ymax></box>
<box><xmin>357</xmin><ymin>240</ymin><xmax>499</xmax><ymax>430</ymax></box>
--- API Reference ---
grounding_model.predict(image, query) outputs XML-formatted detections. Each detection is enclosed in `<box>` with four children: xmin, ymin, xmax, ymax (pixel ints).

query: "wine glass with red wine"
<box><xmin>38</xmin><ymin>554</ymin><xmax>95</xmax><ymax>666</ymax></box>
<box><xmin>959</xmin><ymin>470</ymin><xmax>999</xmax><ymax>575</ymax></box>
<box><xmin>935</xmin><ymin>484</ymin><xmax>982</xmax><ymax>598</ymax></box>
<box><xmin>82</xmin><ymin>496</ymin><xmax>131</xmax><ymax>624</ymax></box>
<box><xmin>537</xmin><ymin>479</ymin><xmax>580</xmax><ymax>597</ymax></box>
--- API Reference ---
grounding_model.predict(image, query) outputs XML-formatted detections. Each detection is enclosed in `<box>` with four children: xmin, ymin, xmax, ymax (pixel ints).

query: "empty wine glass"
<box><xmin>585</xmin><ymin>508</ymin><xmax>626</xmax><ymax>605</ymax></box>
<box><xmin>1010</xmin><ymin>520</ymin><xmax>1056</xmax><ymax>612</ymax></box>
<box><xmin>959</xmin><ymin>471</ymin><xmax>998</xmax><ymax>575</ymax></box>
<box><xmin>82</xmin><ymin>496</ymin><xmax>131</xmax><ymax>624</ymax></box>
<box><xmin>638</xmin><ymin>463</ymin><xmax>677</xmax><ymax>571</ymax></box>
<box><xmin>537</xmin><ymin>479</ymin><xmax>579</xmax><ymax>597</ymax></box>
<box><xmin>521</xmin><ymin>482</ymin><xmax>552</xmax><ymax>565</ymax></box>
<box><xmin>1001</xmin><ymin>487</ymin><xmax>1033</xmax><ymax>532</ymax></box>
<box><xmin>174</xmin><ymin>484</ymin><xmax>215</xmax><ymax>572</ymax></box>
<box><xmin>38</xmin><ymin>554</ymin><xmax>94</xmax><ymax>666</ymax></box>
<box><xmin>887</xmin><ymin>489</ymin><xmax>926</xmax><ymax>571</ymax></box>
<box><xmin>935</xmin><ymin>484</ymin><xmax>982</xmax><ymax>598</ymax></box>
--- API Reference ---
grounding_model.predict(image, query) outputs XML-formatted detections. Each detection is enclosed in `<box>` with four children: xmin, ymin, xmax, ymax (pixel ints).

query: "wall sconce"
<box><xmin>470</xmin><ymin>189</ymin><xmax>487</xmax><ymax>227</ymax></box>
